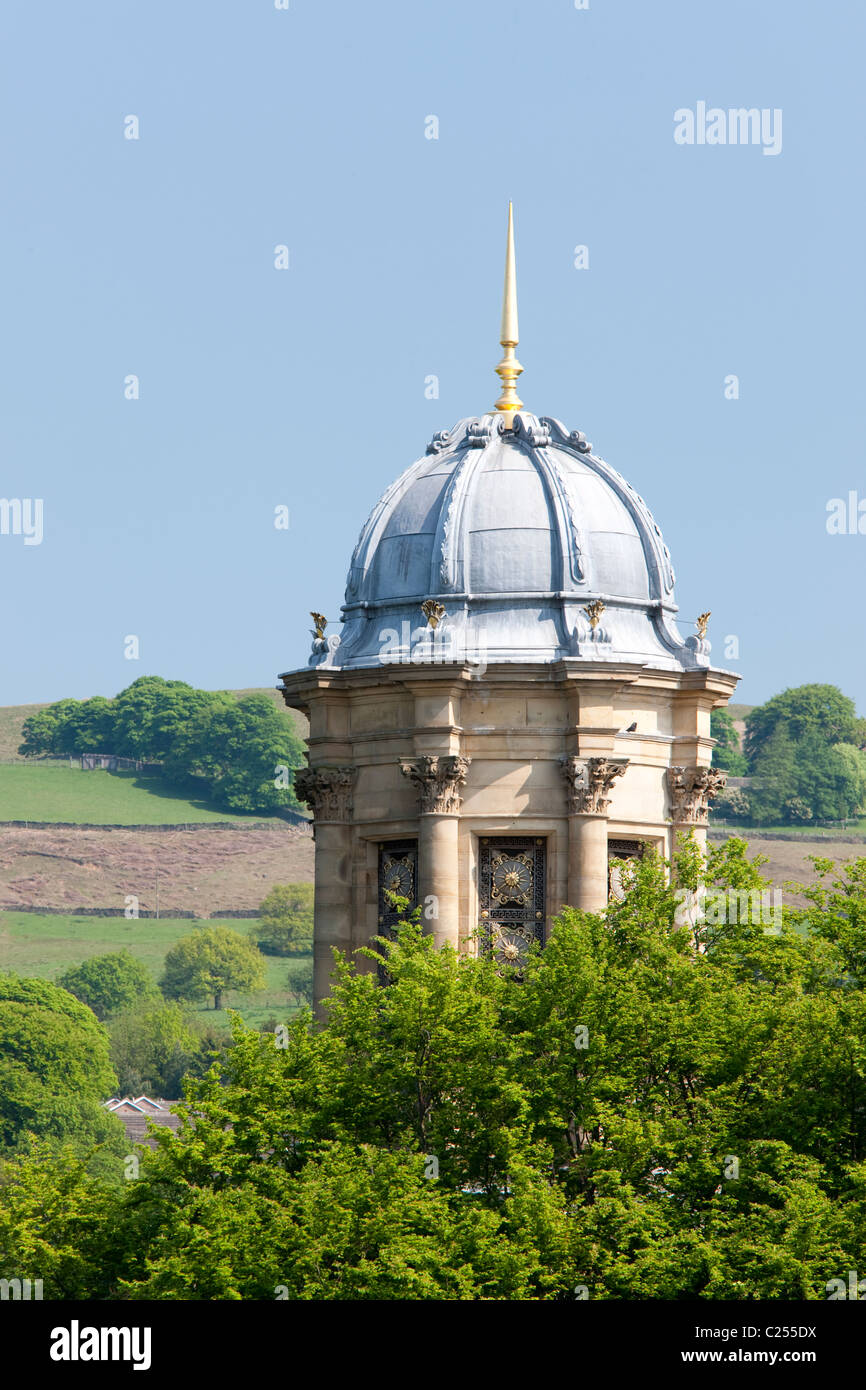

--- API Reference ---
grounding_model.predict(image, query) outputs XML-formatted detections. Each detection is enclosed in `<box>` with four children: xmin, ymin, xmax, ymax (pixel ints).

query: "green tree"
<box><xmin>65</xmin><ymin>696</ymin><xmax>116</xmax><ymax>753</ymax></box>
<box><xmin>745</xmin><ymin>684</ymin><xmax>858</xmax><ymax>762</ymax></box>
<box><xmin>0</xmin><ymin>1141</ymin><xmax>126</xmax><ymax>1300</ymax></box>
<box><xmin>253</xmin><ymin>883</ymin><xmax>314</xmax><ymax>956</ymax></box>
<box><xmin>108</xmin><ymin>1000</ymin><xmax>203</xmax><ymax>1096</ymax></box>
<box><xmin>286</xmin><ymin>958</ymin><xmax>314</xmax><ymax>1008</ymax></box>
<box><xmin>710</xmin><ymin>708</ymin><xmax>747</xmax><ymax>775</ymax></box>
<box><xmin>829</xmin><ymin>742</ymin><xmax>866</xmax><ymax>818</ymax></box>
<box><xmin>8</xmin><ymin>841</ymin><xmax>866</xmax><ymax>1300</ymax></box>
<box><xmin>166</xmin><ymin>694</ymin><xmax>306</xmax><ymax>814</ymax></box>
<box><xmin>0</xmin><ymin>975</ymin><xmax>121</xmax><ymax>1155</ymax></box>
<box><xmin>160</xmin><ymin>927</ymin><xmax>266</xmax><ymax>1011</ymax></box>
<box><xmin>57</xmin><ymin>951</ymin><xmax>159</xmax><ymax>1021</ymax></box>
<box><xmin>112</xmin><ymin>676</ymin><xmax>231</xmax><ymax>762</ymax></box>
<box><xmin>18</xmin><ymin>699</ymin><xmax>82</xmax><ymax>757</ymax></box>
<box><xmin>791</xmin><ymin>731</ymin><xmax>863</xmax><ymax>823</ymax></box>
<box><xmin>747</xmin><ymin>724</ymin><xmax>798</xmax><ymax>824</ymax></box>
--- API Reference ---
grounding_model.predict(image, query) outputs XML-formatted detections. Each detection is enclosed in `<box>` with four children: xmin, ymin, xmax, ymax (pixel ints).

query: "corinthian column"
<box><xmin>294</xmin><ymin>765</ymin><xmax>356</xmax><ymax>1016</ymax></box>
<box><xmin>399</xmin><ymin>754</ymin><xmax>470</xmax><ymax>952</ymax></box>
<box><xmin>667</xmin><ymin>765</ymin><xmax>726</xmax><ymax>852</ymax></box>
<box><xmin>561</xmin><ymin>756</ymin><xmax>628</xmax><ymax>912</ymax></box>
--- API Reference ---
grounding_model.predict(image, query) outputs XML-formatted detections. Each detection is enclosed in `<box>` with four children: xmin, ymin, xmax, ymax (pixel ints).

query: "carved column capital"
<box><xmin>294</xmin><ymin>764</ymin><xmax>356</xmax><ymax>822</ymax></box>
<box><xmin>400</xmin><ymin>754</ymin><xmax>470</xmax><ymax>814</ymax></box>
<box><xmin>667</xmin><ymin>765</ymin><xmax>727</xmax><ymax>824</ymax></box>
<box><xmin>561</xmin><ymin>756</ymin><xmax>629</xmax><ymax>815</ymax></box>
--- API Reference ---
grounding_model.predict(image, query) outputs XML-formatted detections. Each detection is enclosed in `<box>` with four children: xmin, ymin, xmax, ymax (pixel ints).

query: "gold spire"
<box><xmin>493</xmin><ymin>202</ymin><xmax>524</xmax><ymax>418</ymax></box>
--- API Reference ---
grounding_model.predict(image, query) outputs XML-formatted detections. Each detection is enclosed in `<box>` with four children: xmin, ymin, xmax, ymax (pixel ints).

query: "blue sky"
<box><xmin>1</xmin><ymin>0</ymin><xmax>863</xmax><ymax>711</ymax></box>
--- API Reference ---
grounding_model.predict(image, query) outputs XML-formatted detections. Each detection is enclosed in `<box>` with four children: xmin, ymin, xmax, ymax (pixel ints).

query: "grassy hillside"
<box><xmin>0</xmin><ymin>910</ymin><xmax>308</xmax><ymax>1029</ymax></box>
<box><xmin>0</xmin><ymin>702</ymin><xmax>47</xmax><ymax>761</ymax></box>
<box><xmin>0</xmin><ymin>763</ymin><xmax>293</xmax><ymax>825</ymax></box>
<box><xmin>0</xmin><ymin>687</ymin><xmax>310</xmax><ymax>826</ymax></box>
<box><xmin>725</xmin><ymin>703</ymin><xmax>753</xmax><ymax>721</ymax></box>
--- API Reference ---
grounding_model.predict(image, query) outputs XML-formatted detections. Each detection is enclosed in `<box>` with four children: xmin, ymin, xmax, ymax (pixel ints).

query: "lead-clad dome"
<box><xmin>312</xmin><ymin>409</ymin><xmax>708</xmax><ymax>673</ymax></box>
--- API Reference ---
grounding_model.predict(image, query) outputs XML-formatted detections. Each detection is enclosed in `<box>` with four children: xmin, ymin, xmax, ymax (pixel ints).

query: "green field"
<box><xmin>0</xmin><ymin>910</ymin><xmax>308</xmax><ymax>1029</ymax></box>
<box><xmin>0</xmin><ymin>762</ymin><xmax>289</xmax><ymax>825</ymax></box>
<box><xmin>710</xmin><ymin>816</ymin><xmax>866</xmax><ymax>840</ymax></box>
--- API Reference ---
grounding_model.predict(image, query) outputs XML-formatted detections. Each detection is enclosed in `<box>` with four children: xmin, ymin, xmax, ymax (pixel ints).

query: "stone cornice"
<box><xmin>278</xmin><ymin>660</ymin><xmax>741</xmax><ymax>707</ymax></box>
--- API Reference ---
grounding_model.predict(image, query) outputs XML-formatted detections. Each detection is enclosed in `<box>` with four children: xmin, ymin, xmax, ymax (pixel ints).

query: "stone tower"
<box><xmin>279</xmin><ymin>207</ymin><xmax>737</xmax><ymax>1009</ymax></box>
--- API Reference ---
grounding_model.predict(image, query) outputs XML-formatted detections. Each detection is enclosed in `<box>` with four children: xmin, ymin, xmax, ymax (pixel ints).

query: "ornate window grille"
<box><xmin>478</xmin><ymin>836</ymin><xmax>546</xmax><ymax>969</ymax></box>
<box><xmin>377</xmin><ymin>840</ymin><xmax>418</xmax><ymax>979</ymax></box>
<box><xmin>608</xmin><ymin>838</ymin><xmax>648</xmax><ymax>900</ymax></box>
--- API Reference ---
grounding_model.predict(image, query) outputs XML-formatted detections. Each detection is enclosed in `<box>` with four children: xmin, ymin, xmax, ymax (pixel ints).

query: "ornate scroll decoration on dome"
<box><xmin>507</xmin><ymin>411</ymin><xmax>586</xmax><ymax>587</ymax></box>
<box><xmin>667</xmin><ymin>765</ymin><xmax>727</xmax><ymax>824</ymax></box>
<box><xmin>478</xmin><ymin>837</ymin><xmax>546</xmax><ymax>967</ymax></box>
<box><xmin>435</xmin><ymin>447</ymin><xmax>488</xmax><ymax>592</ymax></box>
<box><xmin>399</xmin><ymin>754</ymin><xmax>471</xmax><ymax>815</ymax></box>
<box><xmin>308</xmin><ymin>632</ymin><xmax>341</xmax><ymax>669</ymax></box>
<box><xmin>541</xmin><ymin>415</ymin><xmax>676</xmax><ymax>599</ymax></box>
<box><xmin>293</xmin><ymin>765</ymin><xmax>356</xmax><ymax>823</ymax></box>
<box><xmin>425</xmin><ymin>416</ymin><xmax>486</xmax><ymax>456</ymax></box>
<box><xmin>308</xmin><ymin>611</ymin><xmax>342</xmax><ymax>668</ymax></box>
<box><xmin>561</xmin><ymin>756</ymin><xmax>629</xmax><ymax>815</ymax></box>
<box><xmin>510</xmin><ymin>412</ymin><xmax>551</xmax><ymax>448</ymax></box>
<box><xmin>571</xmin><ymin>597</ymin><xmax>611</xmax><ymax>649</ymax></box>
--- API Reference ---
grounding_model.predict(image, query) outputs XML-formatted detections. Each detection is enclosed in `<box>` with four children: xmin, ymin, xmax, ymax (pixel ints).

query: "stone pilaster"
<box><xmin>561</xmin><ymin>756</ymin><xmax>628</xmax><ymax>912</ymax></box>
<box><xmin>294</xmin><ymin>765</ymin><xmax>356</xmax><ymax>1015</ymax></box>
<box><xmin>400</xmin><ymin>755</ymin><xmax>470</xmax><ymax>950</ymax></box>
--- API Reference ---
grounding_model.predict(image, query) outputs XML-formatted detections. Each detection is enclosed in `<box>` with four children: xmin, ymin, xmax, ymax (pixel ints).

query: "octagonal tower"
<box><xmin>279</xmin><ymin>206</ymin><xmax>738</xmax><ymax>1009</ymax></box>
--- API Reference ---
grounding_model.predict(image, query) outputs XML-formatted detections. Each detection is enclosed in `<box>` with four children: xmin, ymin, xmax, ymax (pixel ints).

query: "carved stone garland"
<box><xmin>561</xmin><ymin>756</ymin><xmax>629</xmax><ymax>815</ymax></box>
<box><xmin>399</xmin><ymin>754</ymin><xmax>471</xmax><ymax>814</ymax></box>
<box><xmin>667</xmin><ymin>765</ymin><xmax>727</xmax><ymax>824</ymax></box>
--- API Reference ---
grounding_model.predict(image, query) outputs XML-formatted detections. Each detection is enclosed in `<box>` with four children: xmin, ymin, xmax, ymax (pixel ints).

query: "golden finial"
<box><xmin>310</xmin><ymin>611</ymin><xmax>327</xmax><ymax>640</ymax></box>
<box><xmin>696</xmin><ymin>611</ymin><xmax>711</xmax><ymax>640</ymax></box>
<box><xmin>421</xmin><ymin>599</ymin><xmax>446</xmax><ymax>630</ymax></box>
<box><xmin>493</xmin><ymin>202</ymin><xmax>524</xmax><ymax>419</ymax></box>
<box><xmin>584</xmin><ymin>599</ymin><xmax>606</xmax><ymax>630</ymax></box>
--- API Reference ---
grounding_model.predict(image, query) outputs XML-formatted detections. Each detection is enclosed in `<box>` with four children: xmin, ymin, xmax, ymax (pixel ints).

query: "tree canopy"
<box><xmin>0</xmin><ymin>974</ymin><xmax>122</xmax><ymax>1156</ymax></box>
<box><xmin>716</xmin><ymin>684</ymin><xmax>866</xmax><ymax>825</ymax></box>
<box><xmin>108</xmin><ymin>999</ymin><xmax>212</xmax><ymax>1097</ymax></box>
<box><xmin>253</xmin><ymin>883</ymin><xmax>314</xmax><ymax>956</ymax></box>
<box><xmin>3</xmin><ymin>838</ymin><xmax>866</xmax><ymax>1299</ymax></box>
<box><xmin>710</xmin><ymin>707</ymin><xmax>747</xmax><ymax>775</ymax></box>
<box><xmin>57</xmin><ymin>950</ymin><xmax>159</xmax><ymax>1020</ymax></box>
<box><xmin>160</xmin><ymin>926</ymin><xmax>266</xmax><ymax>1011</ymax></box>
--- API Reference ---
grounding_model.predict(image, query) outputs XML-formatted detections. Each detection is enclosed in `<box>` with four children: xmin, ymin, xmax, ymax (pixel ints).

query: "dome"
<box><xmin>312</xmin><ymin>409</ymin><xmax>708</xmax><ymax>673</ymax></box>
